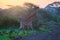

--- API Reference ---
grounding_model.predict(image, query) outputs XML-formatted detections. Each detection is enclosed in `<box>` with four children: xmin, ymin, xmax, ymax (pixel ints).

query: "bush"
<box><xmin>0</xmin><ymin>17</ymin><xmax>20</xmax><ymax>28</ymax></box>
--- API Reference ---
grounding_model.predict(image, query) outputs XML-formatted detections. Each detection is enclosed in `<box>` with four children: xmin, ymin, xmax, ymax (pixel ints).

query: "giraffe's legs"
<box><xmin>17</xmin><ymin>21</ymin><xmax>25</xmax><ymax>36</ymax></box>
<box><xmin>27</xmin><ymin>21</ymin><xmax>33</xmax><ymax>30</ymax></box>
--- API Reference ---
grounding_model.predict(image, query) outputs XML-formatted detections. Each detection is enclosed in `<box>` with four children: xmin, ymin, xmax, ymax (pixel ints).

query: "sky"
<box><xmin>0</xmin><ymin>0</ymin><xmax>60</xmax><ymax>9</ymax></box>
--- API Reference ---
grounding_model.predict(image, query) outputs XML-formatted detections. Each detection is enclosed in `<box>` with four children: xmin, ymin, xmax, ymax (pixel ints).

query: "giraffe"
<box><xmin>17</xmin><ymin>3</ymin><xmax>39</xmax><ymax>35</ymax></box>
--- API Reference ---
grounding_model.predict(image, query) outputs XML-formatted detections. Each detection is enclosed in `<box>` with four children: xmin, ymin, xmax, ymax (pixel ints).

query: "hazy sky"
<box><xmin>0</xmin><ymin>0</ymin><xmax>60</xmax><ymax>9</ymax></box>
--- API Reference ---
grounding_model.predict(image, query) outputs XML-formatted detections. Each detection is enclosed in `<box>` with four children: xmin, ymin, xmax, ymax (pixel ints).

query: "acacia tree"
<box><xmin>24</xmin><ymin>2</ymin><xmax>39</xmax><ymax>13</ymax></box>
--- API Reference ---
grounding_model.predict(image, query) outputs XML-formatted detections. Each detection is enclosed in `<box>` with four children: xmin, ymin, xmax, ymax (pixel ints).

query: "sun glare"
<box><xmin>0</xmin><ymin>0</ymin><xmax>60</xmax><ymax>9</ymax></box>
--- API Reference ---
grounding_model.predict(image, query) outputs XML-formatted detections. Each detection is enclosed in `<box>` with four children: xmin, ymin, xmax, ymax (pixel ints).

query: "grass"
<box><xmin>0</xmin><ymin>28</ymin><xmax>36</xmax><ymax>40</ymax></box>
<box><xmin>39</xmin><ymin>27</ymin><xmax>52</xmax><ymax>32</ymax></box>
<box><xmin>0</xmin><ymin>26</ymin><xmax>52</xmax><ymax>40</ymax></box>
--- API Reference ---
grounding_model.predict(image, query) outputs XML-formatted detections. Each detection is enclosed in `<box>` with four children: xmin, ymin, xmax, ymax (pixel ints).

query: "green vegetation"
<box><xmin>0</xmin><ymin>2</ymin><xmax>60</xmax><ymax>40</ymax></box>
<box><xmin>0</xmin><ymin>16</ymin><xmax>60</xmax><ymax>40</ymax></box>
<box><xmin>0</xmin><ymin>29</ymin><xmax>38</xmax><ymax>40</ymax></box>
